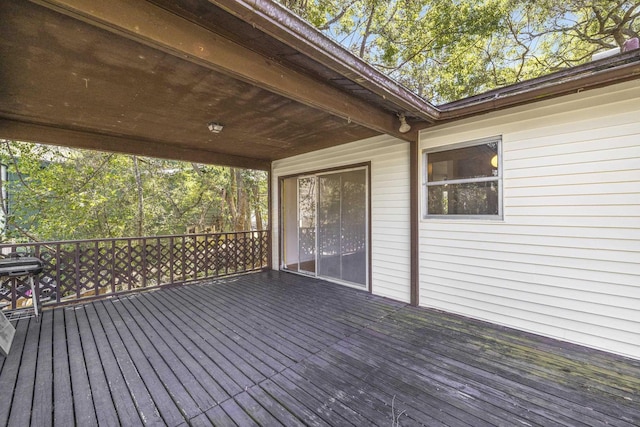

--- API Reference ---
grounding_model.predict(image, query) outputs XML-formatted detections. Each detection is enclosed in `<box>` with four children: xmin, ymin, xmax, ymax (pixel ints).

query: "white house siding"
<box><xmin>272</xmin><ymin>134</ymin><xmax>411</xmax><ymax>302</ymax></box>
<box><xmin>418</xmin><ymin>80</ymin><xmax>640</xmax><ymax>359</ymax></box>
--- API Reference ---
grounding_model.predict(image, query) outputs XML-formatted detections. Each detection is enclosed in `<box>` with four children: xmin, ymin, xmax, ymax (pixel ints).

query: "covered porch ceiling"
<box><xmin>0</xmin><ymin>0</ymin><xmax>433</xmax><ymax>170</ymax></box>
<box><xmin>2</xmin><ymin>0</ymin><xmax>640</xmax><ymax>170</ymax></box>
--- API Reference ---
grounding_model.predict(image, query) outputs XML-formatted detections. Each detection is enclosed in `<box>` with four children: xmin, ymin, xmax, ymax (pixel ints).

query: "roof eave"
<box><xmin>216</xmin><ymin>0</ymin><xmax>640</xmax><ymax>129</ymax></box>
<box><xmin>436</xmin><ymin>50</ymin><xmax>640</xmax><ymax>122</ymax></box>
<box><xmin>211</xmin><ymin>0</ymin><xmax>440</xmax><ymax>123</ymax></box>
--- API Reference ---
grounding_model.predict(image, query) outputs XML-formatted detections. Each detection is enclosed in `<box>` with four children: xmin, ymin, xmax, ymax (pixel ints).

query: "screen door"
<box><xmin>317</xmin><ymin>169</ymin><xmax>367</xmax><ymax>286</ymax></box>
<box><xmin>281</xmin><ymin>167</ymin><xmax>368</xmax><ymax>288</ymax></box>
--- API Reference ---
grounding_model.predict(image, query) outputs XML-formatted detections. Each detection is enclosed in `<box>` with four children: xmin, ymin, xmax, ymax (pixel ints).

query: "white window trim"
<box><xmin>422</xmin><ymin>136</ymin><xmax>503</xmax><ymax>220</ymax></box>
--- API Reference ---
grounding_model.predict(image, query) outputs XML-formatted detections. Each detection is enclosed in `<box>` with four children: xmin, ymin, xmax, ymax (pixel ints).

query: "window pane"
<box><xmin>298</xmin><ymin>177</ymin><xmax>316</xmax><ymax>270</ymax></box>
<box><xmin>339</xmin><ymin>170</ymin><xmax>367</xmax><ymax>286</ymax></box>
<box><xmin>428</xmin><ymin>181</ymin><xmax>499</xmax><ymax>215</ymax></box>
<box><xmin>318</xmin><ymin>169</ymin><xmax>367</xmax><ymax>286</ymax></box>
<box><xmin>428</xmin><ymin>142</ymin><xmax>498</xmax><ymax>182</ymax></box>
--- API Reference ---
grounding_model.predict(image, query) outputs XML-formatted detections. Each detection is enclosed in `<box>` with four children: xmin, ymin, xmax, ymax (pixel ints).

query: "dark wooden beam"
<box><xmin>0</xmin><ymin>118</ymin><xmax>271</xmax><ymax>170</ymax></box>
<box><xmin>409</xmin><ymin>138</ymin><xmax>419</xmax><ymax>306</ymax></box>
<box><xmin>266</xmin><ymin>169</ymin><xmax>273</xmax><ymax>271</ymax></box>
<box><xmin>31</xmin><ymin>0</ymin><xmax>412</xmax><ymax>142</ymax></box>
<box><xmin>212</xmin><ymin>0</ymin><xmax>440</xmax><ymax>122</ymax></box>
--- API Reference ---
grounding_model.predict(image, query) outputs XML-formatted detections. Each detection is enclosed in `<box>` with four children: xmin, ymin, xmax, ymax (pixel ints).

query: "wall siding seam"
<box><xmin>421</xmin><ymin>256</ymin><xmax>640</xmax><ymax>283</ymax></box>
<box><xmin>419</xmin><ymin>297</ymin><xmax>639</xmax><ymax>356</ymax></box>
<box><xmin>420</xmin><ymin>274</ymin><xmax>640</xmax><ymax>309</ymax></box>
<box><xmin>420</xmin><ymin>292</ymin><xmax>640</xmax><ymax>336</ymax></box>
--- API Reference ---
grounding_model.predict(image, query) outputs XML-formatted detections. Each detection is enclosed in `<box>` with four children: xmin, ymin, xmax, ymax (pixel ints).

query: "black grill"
<box><xmin>0</xmin><ymin>255</ymin><xmax>44</xmax><ymax>319</ymax></box>
<box><xmin>0</xmin><ymin>256</ymin><xmax>43</xmax><ymax>277</ymax></box>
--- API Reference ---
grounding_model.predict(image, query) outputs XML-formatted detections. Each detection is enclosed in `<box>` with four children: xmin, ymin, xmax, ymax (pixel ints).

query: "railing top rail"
<box><xmin>1</xmin><ymin>229</ymin><xmax>270</xmax><ymax>310</ymax></box>
<box><xmin>0</xmin><ymin>229</ymin><xmax>269</xmax><ymax>247</ymax></box>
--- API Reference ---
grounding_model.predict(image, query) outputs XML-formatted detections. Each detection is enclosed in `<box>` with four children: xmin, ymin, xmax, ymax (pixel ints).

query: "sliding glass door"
<box><xmin>282</xmin><ymin>175</ymin><xmax>316</xmax><ymax>274</ymax></box>
<box><xmin>281</xmin><ymin>167</ymin><xmax>368</xmax><ymax>288</ymax></box>
<box><xmin>317</xmin><ymin>170</ymin><xmax>367</xmax><ymax>285</ymax></box>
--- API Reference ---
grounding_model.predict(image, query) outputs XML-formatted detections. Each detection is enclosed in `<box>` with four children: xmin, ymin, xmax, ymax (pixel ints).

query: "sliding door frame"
<box><xmin>278</xmin><ymin>162</ymin><xmax>372</xmax><ymax>292</ymax></box>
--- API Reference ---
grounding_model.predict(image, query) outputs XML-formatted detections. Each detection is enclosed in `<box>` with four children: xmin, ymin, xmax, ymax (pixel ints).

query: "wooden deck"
<box><xmin>1</xmin><ymin>271</ymin><xmax>639</xmax><ymax>426</ymax></box>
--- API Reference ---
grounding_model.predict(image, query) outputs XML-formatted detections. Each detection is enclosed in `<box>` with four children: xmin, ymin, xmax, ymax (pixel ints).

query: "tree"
<box><xmin>0</xmin><ymin>141</ymin><xmax>268</xmax><ymax>243</ymax></box>
<box><xmin>278</xmin><ymin>0</ymin><xmax>640</xmax><ymax>103</ymax></box>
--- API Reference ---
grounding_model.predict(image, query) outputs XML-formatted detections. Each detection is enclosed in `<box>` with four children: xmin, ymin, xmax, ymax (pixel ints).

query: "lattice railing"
<box><xmin>0</xmin><ymin>230</ymin><xmax>269</xmax><ymax>310</ymax></box>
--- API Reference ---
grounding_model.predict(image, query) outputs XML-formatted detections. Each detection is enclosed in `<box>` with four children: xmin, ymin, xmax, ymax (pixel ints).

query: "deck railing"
<box><xmin>0</xmin><ymin>230</ymin><xmax>269</xmax><ymax>310</ymax></box>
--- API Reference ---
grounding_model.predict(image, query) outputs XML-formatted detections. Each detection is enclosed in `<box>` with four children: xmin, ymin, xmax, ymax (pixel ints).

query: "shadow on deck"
<box><xmin>1</xmin><ymin>271</ymin><xmax>638</xmax><ymax>426</ymax></box>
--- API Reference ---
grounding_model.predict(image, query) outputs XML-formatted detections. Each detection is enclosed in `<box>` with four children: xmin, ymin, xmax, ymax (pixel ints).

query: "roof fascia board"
<box><xmin>440</xmin><ymin>50</ymin><xmax>640</xmax><ymax>111</ymax></box>
<box><xmin>30</xmin><ymin>0</ymin><xmax>413</xmax><ymax>142</ymax></box>
<box><xmin>215</xmin><ymin>0</ymin><xmax>640</xmax><ymax>126</ymax></box>
<box><xmin>437</xmin><ymin>52</ymin><xmax>640</xmax><ymax>122</ymax></box>
<box><xmin>212</xmin><ymin>0</ymin><xmax>440</xmax><ymax>122</ymax></box>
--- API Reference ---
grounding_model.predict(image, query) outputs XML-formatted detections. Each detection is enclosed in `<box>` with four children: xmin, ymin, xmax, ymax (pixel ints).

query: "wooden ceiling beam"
<box><xmin>0</xmin><ymin>118</ymin><xmax>271</xmax><ymax>170</ymax></box>
<box><xmin>213</xmin><ymin>0</ymin><xmax>440</xmax><ymax>122</ymax></box>
<box><xmin>30</xmin><ymin>0</ymin><xmax>414</xmax><ymax>142</ymax></box>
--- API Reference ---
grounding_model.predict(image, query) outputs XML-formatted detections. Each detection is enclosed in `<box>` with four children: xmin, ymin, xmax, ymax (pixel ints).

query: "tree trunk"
<box><xmin>251</xmin><ymin>181</ymin><xmax>263</xmax><ymax>230</ymax></box>
<box><xmin>225</xmin><ymin>169</ymin><xmax>238</xmax><ymax>231</ymax></box>
<box><xmin>133</xmin><ymin>156</ymin><xmax>144</xmax><ymax>236</ymax></box>
<box><xmin>236</xmin><ymin>168</ymin><xmax>248</xmax><ymax>230</ymax></box>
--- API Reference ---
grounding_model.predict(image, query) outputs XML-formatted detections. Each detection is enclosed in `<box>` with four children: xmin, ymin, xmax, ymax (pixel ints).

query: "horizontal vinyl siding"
<box><xmin>419</xmin><ymin>80</ymin><xmax>640</xmax><ymax>359</ymax></box>
<box><xmin>272</xmin><ymin>134</ymin><xmax>411</xmax><ymax>302</ymax></box>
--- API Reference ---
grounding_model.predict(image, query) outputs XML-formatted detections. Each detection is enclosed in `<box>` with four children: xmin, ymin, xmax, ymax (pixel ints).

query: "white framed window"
<box><xmin>423</xmin><ymin>136</ymin><xmax>502</xmax><ymax>219</ymax></box>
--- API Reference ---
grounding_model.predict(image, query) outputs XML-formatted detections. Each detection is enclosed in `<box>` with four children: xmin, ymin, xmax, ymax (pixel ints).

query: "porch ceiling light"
<box><xmin>207</xmin><ymin>122</ymin><xmax>224</xmax><ymax>133</ymax></box>
<box><xmin>398</xmin><ymin>114</ymin><xmax>411</xmax><ymax>133</ymax></box>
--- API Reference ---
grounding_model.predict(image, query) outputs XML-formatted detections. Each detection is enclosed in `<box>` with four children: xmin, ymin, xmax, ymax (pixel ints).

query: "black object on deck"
<box><xmin>0</xmin><ymin>255</ymin><xmax>44</xmax><ymax>319</ymax></box>
<box><xmin>0</xmin><ymin>256</ymin><xmax>43</xmax><ymax>277</ymax></box>
<box><xmin>0</xmin><ymin>255</ymin><xmax>44</xmax><ymax>356</ymax></box>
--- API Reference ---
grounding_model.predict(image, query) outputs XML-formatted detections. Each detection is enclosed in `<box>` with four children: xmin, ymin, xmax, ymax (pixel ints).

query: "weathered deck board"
<box><xmin>131</xmin><ymin>294</ymin><xmax>234</xmax><ymax>403</ymax></box>
<box><xmin>365</xmin><ymin>314</ymin><xmax>630</xmax><ymax>426</ymax></box>
<box><xmin>116</xmin><ymin>297</ymin><xmax>219</xmax><ymax>412</ymax></box>
<box><xmin>75</xmin><ymin>306</ymin><xmax>120</xmax><ymax>426</ymax></box>
<box><xmin>1</xmin><ymin>270</ymin><xmax>639</xmax><ymax>426</ymax></box>
<box><xmin>245</xmin><ymin>386</ymin><xmax>306</xmax><ymax>427</ymax></box>
<box><xmin>0</xmin><ymin>319</ymin><xmax>28</xmax><ymax>426</ymax></box>
<box><xmin>83</xmin><ymin>303</ymin><xmax>143</xmax><ymax>425</ymax></box>
<box><xmin>353</xmin><ymin>327</ymin><xmax>580</xmax><ymax>426</ymax></box>
<box><xmin>66</xmin><ymin>306</ymin><xmax>99</xmax><ymax>426</ymax></box>
<box><xmin>51</xmin><ymin>309</ymin><xmax>74</xmax><ymax>426</ymax></box>
<box><xmin>156</xmin><ymin>286</ymin><xmax>286</xmax><ymax>376</ymax></box>
<box><xmin>233</xmin><ymin>391</ymin><xmax>285</xmax><ymax>427</ymax></box>
<box><xmin>31</xmin><ymin>312</ymin><xmax>53</xmax><ymax>427</ymax></box>
<box><xmin>179</xmin><ymin>286</ymin><xmax>310</xmax><ymax>363</ymax></box>
<box><xmin>101</xmin><ymin>300</ymin><xmax>184</xmax><ymax>425</ymax></box>
<box><xmin>184</xmin><ymin>285</ymin><xmax>315</xmax><ymax>360</ymax></box>
<box><xmin>6</xmin><ymin>319</ymin><xmax>39</xmax><ymax>427</ymax></box>
<box><xmin>383</xmin><ymin>308</ymin><xmax>640</xmax><ymax>424</ymax></box>
<box><xmin>108</xmin><ymin>298</ymin><xmax>204</xmax><ymax>421</ymax></box>
<box><xmin>91</xmin><ymin>301</ymin><xmax>165</xmax><ymax>425</ymax></box>
<box><xmin>394</xmin><ymin>305</ymin><xmax>640</xmax><ymax>398</ymax></box>
<box><xmin>140</xmin><ymin>290</ymin><xmax>265</xmax><ymax>389</ymax></box>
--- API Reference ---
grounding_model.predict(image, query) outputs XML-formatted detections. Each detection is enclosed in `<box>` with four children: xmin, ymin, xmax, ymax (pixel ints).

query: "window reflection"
<box><xmin>424</xmin><ymin>138</ymin><xmax>501</xmax><ymax>217</ymax></box>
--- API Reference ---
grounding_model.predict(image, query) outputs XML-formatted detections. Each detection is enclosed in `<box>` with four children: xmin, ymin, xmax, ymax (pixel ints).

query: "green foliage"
<box><xmin>277</xmin><ymin>0</ymin><xmax>640</xmax><ymax>103</ymax></box>
<box><xmin>0</xmin><ymin>141</ymin><xmax>268</xmax><ymax>243</ymax></box>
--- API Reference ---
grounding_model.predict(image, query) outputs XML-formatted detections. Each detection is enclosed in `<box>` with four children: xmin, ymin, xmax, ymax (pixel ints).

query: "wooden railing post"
<box><xmin>0</xmin><ymin>230</ymin><xmax>269</xmax><ymax>310</ymax></box>
<box><xmin>74</xmin><ymin>242</ymin><xmax>81</xmax><ymax>300</ymax></box>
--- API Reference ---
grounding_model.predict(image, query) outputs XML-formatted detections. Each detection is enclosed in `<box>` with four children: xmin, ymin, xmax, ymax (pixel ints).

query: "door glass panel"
<box><xmin>339</xmin><ymin>170</ymin><xmax>367</xmax><ymax>285</ymax></box>
<box><xmin>297</xmin><ymin>177</ymin><xmax>316</xmax><ymax>274</ymax></box>
<box><xmin>318</xmin><ymin>169</ymin><xmax>366</xmax><ymax>286</ymax></box>
<box><xmin>318</xmin><ymin>174</ymin><xmax>341</xmax><ymax>280</ymax></box>
<box><xmin>282</xmin><ymin>177</ymin><xmax>299</xmax><ymax>271</ymax></box>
